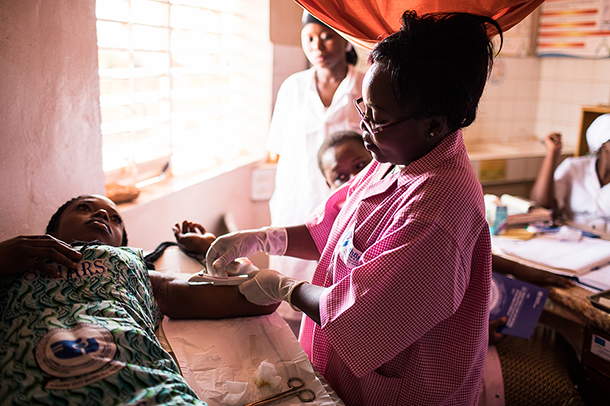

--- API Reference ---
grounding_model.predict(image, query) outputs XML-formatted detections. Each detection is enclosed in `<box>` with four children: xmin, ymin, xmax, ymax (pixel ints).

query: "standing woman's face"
<box><xmin>301</xmin><ymin>23</ymin><xmax>347</xmax><ymax>71</ymax></box>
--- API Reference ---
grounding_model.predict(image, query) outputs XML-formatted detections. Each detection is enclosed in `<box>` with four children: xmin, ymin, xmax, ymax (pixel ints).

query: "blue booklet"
<box><xmin>489</xmin><ymin>272</ymin><xmax>549</xmax><ymax>339</ymax></box>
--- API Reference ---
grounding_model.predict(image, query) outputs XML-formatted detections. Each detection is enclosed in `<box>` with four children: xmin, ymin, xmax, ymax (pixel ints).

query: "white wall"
<box><xmin>119</xmin><ymin>162</ymin><xmax>272</xmax><ymax>252</ymax></box>
<box><xmin>0</xmin><ymin>0</ymin><xmax>275</xmax><ymax>253</ymax></box>
<box><xmin>466</xmin><ymin>57</ymin><xmax>541</xmax><ymax>144</ymax></box>
<box><xmin>0</xmin><ymin>0</ymin><xmax>105</xmax><ymax>240</ymax></box>
<box><xmin>535</xmin><ymin>57</ymin><xmax>610</xmax><ymax>141</ymax></box>
<box><xmin>465</xmin><ymin>56</ymin><xmax>610</xmax><ymax>147</ymax></box>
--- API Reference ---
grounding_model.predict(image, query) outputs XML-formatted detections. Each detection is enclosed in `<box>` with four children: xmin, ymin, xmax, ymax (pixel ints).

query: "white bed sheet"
<box><xmin>162</xmin><ymin>313</ymin><xmax>340</xmax><ymax>406</ymax></box>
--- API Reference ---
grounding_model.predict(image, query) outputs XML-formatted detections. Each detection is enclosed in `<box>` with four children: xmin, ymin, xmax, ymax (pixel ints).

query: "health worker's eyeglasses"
<box><xmin>353</xmin><ymin>97</ymin><xmax>418</xmax><ymax>135</ymax></box>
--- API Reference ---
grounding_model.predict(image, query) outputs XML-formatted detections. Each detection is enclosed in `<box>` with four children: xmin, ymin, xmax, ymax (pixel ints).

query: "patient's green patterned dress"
<box><xmin>0</xmin><ymin>244</ymin><xmax>206</xmax><ymax>406</ymax></box>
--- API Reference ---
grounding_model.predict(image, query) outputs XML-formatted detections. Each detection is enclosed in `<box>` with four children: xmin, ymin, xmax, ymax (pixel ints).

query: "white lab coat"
<box><xmin>266</xmin><ymin>65</ymin><xmax>363</xmax><ymax>269</ymax></box>
<box><xmin>555</xmin><ymin>155</ymin><xmax>610</xmax><ymax>233</ymax></box>
<box><xmin>267</xmin><ymin>65</ymin><xmax>364</xmax><ymax>229</ymax></box>
<box><xmin>266</xmin><ymin>65</ymin><xmax>364</xmax><ymax>323</ymax></box>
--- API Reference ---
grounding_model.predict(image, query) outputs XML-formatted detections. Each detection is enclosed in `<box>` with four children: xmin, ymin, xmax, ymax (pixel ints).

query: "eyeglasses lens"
<box><xmin>354</xmin><ymin>98</ymin><xmax>376</xmax><ymax>134</ymax></box>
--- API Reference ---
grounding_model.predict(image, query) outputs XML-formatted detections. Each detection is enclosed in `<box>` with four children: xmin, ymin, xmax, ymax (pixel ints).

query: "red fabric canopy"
<box><xmin>295</xmin><ymin>0</ymin><xmax>543</xmax><ymax>49</ymax></box>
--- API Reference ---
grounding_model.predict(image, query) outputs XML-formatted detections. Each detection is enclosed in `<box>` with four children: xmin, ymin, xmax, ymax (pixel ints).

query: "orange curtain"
<box><xmin>294</xmin><ymin>0</ymin><xmax>543</xmax><ymax>49</ymax></box>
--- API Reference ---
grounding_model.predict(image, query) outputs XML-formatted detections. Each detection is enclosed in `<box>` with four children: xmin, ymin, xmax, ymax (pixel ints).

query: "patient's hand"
<box><xmin>0</xmin><ymin>235</ymin><xmax>82</xmax><ymax>278</ymax></box>
<box><xmin>173</xmin><ymin>221</ymin><xmax>216</xmax><ymax>257</ymax></box>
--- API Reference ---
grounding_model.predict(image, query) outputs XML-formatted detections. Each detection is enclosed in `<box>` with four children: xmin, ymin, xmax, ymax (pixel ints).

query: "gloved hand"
<box><xmin>206</xmin><ymin>227</ymin><xmax>287</xmax><ymax>276</ymax></box>
<box><xmin>227</xmin><ymin>258</ymin><xmax>259</xmax><ymax>276</ymax></box>
<box><xmin>238</xmin><ymin>269</ymin><xmax>307</xmax><ymax>308</ymax></box>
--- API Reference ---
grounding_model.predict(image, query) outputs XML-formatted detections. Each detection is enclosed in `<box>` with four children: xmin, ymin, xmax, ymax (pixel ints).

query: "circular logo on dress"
<box><xmin>35</xmin><ymin>323</ymin><xmax>117</xmax><ymax>378</ymax></box>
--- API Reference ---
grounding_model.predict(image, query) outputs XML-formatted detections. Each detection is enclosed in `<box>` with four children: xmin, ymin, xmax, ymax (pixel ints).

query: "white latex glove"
<box><xmin>238</xmin><ymin>269</ymin><xmax>307</xmax><ymax>308</ymax></box>
<box><xmin>222</xmin><ymin>258</ymin><xmax>259</xmax><ymax>276</ymax></box>
<box><xmin>206</xmin><ymin>227</ymin><xmax>287</xmax><ymax>276</ymax></box>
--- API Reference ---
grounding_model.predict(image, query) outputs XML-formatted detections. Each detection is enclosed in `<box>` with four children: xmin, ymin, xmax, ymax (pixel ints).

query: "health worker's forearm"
<box><xmin>285</xmin><ymin>225</ymin><xmax>320</xmax><ymax>261</ymax></box>
<box><xmin>290</xmin><ymin>282</ymin><xmax>325</xmax><ymax>325</ymax></box>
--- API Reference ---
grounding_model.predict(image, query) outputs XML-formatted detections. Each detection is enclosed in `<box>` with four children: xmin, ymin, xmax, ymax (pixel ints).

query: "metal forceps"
<box><xmin>245</xmin><ymin>377</ymin><xmax>316</xmax><ymax>405</ymax></box>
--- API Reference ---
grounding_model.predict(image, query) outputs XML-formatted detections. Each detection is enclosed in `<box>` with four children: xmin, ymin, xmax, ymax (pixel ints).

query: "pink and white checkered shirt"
<box><xmin>301</xmin><ymin>129</ymin><xmax>491</xmax><ymax>406</ymax></box>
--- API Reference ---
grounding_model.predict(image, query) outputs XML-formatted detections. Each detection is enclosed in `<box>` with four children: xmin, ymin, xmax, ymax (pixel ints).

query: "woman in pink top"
<box><xmin>208</xmin><ymin>11</ymin><xmax>502</xmax><ymax>406</ymax></box>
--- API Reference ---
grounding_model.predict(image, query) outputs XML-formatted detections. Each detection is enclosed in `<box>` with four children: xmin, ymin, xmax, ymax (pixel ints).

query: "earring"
<box><xmin>429</xmin><ymin>132</ymin><xmax>435</xmax><ymax>138</ymax></box>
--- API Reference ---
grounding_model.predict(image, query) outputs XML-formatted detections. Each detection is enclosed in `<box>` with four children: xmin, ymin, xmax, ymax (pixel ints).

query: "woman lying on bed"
<box><xmin>0</xmin><ymin>194</ymin><xmax>276</xmax><ymax>405</ymax></box>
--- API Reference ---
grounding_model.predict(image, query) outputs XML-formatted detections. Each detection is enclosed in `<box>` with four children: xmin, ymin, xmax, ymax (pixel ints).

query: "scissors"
<box><xmin>244</xmin><ymin>377</ymin><xmax>316</xmax><ymax>405</ymax></box>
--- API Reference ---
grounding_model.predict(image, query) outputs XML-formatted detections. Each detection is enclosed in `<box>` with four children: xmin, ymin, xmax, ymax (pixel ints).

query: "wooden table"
<box><xmin>493</xmin><ymin>246</ymin><xmax>610</xmax><ymax>404</ymax></box>
<box><xmin>537</xmin><ymin>285</ymin><xmax>610</xmax><ymax>355</ymax></box>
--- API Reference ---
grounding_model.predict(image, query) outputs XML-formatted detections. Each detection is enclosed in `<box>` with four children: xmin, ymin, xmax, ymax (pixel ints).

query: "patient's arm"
<box><xmin>149</xmin><ymin>271</ymin><xmax>279</xmax><ymax>319</ymax></box>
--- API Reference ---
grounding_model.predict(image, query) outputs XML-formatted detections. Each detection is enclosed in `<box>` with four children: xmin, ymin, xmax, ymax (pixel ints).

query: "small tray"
<box><xmin>589</xmin><ymin>289</ymin><xmax>610</xmax><ymax>314</ymax></box>
<box><xmin>188</xmin><ymin>270</ymin><xmax>249</xmax><ymax>286</ymax></box>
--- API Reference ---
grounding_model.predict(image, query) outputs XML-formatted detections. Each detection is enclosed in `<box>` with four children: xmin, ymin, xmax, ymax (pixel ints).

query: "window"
<box><xmin>96</xmin><ymin>0</ymin><xmax>271</xmax><ymax>188</ymax></box>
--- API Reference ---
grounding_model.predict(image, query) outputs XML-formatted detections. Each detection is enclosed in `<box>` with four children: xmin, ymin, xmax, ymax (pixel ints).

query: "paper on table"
<box><xmin>500</xmin><ymin>194</ymin><xmax>534</xmax><ymax>215</ymax></box>
<box><xmin>496</xmin><ymin>234</ymin><xmax>610</xmax><ymax>275</ymax></box>
<box><xmin>162</xmin><ymin>313</ymin><xmax>340</xmax><ymax>406</ymax></box>
<box><xmin>579</xmin><ymin>264</ymin><xmax>610</xmax><ymax>291</ymax></box>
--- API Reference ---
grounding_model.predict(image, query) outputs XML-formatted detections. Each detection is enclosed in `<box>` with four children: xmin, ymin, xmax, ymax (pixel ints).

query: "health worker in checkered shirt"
<box><xmin>207</xmin><ymin>11</ymin><xmax>501</xmax><ymax>406</ymax></box>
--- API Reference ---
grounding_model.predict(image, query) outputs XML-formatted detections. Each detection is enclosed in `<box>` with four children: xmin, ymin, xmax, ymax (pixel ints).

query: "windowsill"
<box><xmin>115</xmin><ymin>153</ymin><xmax>267</xmax><ymax>211</ymax></box>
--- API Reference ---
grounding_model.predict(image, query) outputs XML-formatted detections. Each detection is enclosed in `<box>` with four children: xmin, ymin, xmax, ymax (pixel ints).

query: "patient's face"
<box><xmin>321</xmin><ymin>139</ymin><xmax>372</xmax><ymax>190</ymax></box>
<box><xmin>52</xmin><ymin>195</ymin><xmax>124</xmax><ymax>247</ymax></box>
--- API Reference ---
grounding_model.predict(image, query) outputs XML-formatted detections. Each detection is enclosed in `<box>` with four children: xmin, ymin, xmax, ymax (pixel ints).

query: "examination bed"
<box><xmin>153</xmin><ymin>245</ymin><xmax>344</xmax><ymax>406</ymax></box>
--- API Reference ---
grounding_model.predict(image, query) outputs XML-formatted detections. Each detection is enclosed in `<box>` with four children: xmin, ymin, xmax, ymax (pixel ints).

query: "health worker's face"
<box><xmin>360</xmin><ymin>63</ymin><xmax>438</xmax><ymax>166</ymax></box>
<box><xmin>301</xmin><ymin>23</ymin><xmax>347</xmax><ymax>70</ymax></box>
<box><xmin>322</xmin><ymin>140</ymin><xmax>372</xmax><ymax>190</ymax></box>
<box><xmin>52</xmin><ymin>195</ymin><xmax>124</xmax><ymax>247</ymax></box>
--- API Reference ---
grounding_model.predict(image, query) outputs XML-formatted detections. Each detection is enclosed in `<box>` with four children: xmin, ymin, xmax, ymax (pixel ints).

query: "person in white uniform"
<box><xmin>531</xmin><ymin>113</ymin><xmax>610</xmax><ymax>234</ymax></box>
<box><xmin>266</xmin><ymin>12</ymin><xmax>364</xmax><ymax>331</ymax></box>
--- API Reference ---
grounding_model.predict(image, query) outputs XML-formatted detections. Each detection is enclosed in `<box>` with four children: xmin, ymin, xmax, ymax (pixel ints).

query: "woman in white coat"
<box><xmin>267</xmin><ymin>13</ymin><xmax>364</xmax><ymax>330</ymax></box>
<box><xmin>530</xmin><ymin>114</ymin><xmax>610</xmax><ymax>234</ymax></box>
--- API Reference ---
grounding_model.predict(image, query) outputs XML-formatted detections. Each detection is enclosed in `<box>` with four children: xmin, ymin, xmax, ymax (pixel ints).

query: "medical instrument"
<box><xmin>244</xmin><ymin>377</ymin><xmax>315</xmax><ymax>405</ymax></box>
<box><xmin>188</xmin><ymin>271</ymin><xmax>248</xmax><ymax>285</ymax></box>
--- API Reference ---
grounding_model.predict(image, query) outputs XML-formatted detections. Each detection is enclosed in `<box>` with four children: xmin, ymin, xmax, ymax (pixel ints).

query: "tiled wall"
<box><xmin>465</xmin><ymin>56</ymin><xmax>610</xmax><ymax>148</ymax></box>
<box><xmin>464</xmin><ymin>57</ymin><xmax>541</xmax><ymax>145</ymax></box>
<box><xmin>535</xmin><ymin>57</ymin><xmax>610</xmax><ymax>144</ymax></box>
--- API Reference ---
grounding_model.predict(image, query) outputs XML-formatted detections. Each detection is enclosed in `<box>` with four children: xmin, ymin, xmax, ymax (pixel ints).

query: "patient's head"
<box><xmin>318</xmin><ymin>130</ymin><xmax>372</xmax><ymax>190</ymax></box>
<box><xmin>46</xmin><ymin>195</ymin><xmax>128</xmax><ymax>247</ymax></box>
